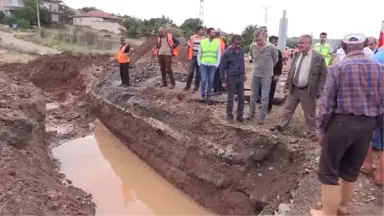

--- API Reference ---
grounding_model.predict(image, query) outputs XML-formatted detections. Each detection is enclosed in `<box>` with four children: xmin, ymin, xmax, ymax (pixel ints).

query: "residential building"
<box><xmin>71</xmin><ymin>10</ymin><xmax>125</xmax><ymax>34</ymax></box>
<box><xmin>41</xmin><ymin>0</ymin><xmax>62</xmax><ymax>23</ymax></box>
<box><xmin>0</xmin><ymin>0</ymin><xmax>24</xmax><ymax>15</ymax></box>
<box><xmin>0</xmin><ymin>0</ymin><xmax>62</xmax><ymax>23</ymax></box>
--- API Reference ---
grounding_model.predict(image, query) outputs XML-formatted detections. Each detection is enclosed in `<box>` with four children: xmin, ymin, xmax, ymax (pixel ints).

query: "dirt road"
<box><xmin>0</xmin><ymin>31</ymin><xmax>59</xmax><ymax>55</ymax></box>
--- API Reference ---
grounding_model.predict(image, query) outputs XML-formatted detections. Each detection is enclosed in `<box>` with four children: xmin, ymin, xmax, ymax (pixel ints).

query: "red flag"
<box><xmin>378</xmin><ymin>21</ymin><xmax>384</xmax><ymax>50</ymax></box>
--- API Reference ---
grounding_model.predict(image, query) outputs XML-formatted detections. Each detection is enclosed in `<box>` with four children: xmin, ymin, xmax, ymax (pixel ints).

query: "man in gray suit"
<box><xmin>270</xmin><ymin>34</ymin><xmax>327</xmax><ymax>139</ymax></box>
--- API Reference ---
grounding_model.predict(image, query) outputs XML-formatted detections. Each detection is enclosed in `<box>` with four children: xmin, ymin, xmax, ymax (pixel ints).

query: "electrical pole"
<box><xmin>36</xmin><ymin>0</ymin><xmax>41</xmax><ymax>30</ymax></box>
<box><xmin>261</xmin><ymin>6</ymin><xmax>271</xmax><ymax>27</ymax></box>
<box><xmin>199</xmin><ymin>0</ymin><xmax>204</xmax><ymax>25</ymax></box>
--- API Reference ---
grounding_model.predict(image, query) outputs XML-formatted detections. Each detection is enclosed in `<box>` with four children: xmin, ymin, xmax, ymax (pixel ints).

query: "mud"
<box><xmin>89</xmin><ymin>55</ymin><xmax>306</xmax><ymax>215</ymax></box>
<box><xmin>0</xmin><ymin>72</ymin><xmax>94</xmax><ymax>215</ymax></box>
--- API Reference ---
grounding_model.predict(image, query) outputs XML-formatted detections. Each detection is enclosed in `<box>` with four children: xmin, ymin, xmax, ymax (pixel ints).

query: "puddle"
<box><xmin>52</xmin><ymin>121</ymin><xmax>213</xmax><ymax>215</ymax></box>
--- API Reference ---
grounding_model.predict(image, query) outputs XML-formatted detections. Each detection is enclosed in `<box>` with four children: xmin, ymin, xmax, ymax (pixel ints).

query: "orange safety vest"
<box><xmin>284</xmin><ymin>50</ymin><xmax>290</xmax><ymax>58</ymax></box>
<box><xmin>218</xmin><ymin>38</ymin><xmax>225</xmax><ymax>56</ymax></box>
<box><xmin>117</xmin><ymin>45</ymin><xmax>129</xmax><ymax>63</ymax></box>
<box><xmin>153</xmin><ymin>33</ymin><xmax>179</xmax><ymax>56</ymax></box>
<box><xmin>187</xmin><ymin>34</ymin><xmax>202</xmax><ymax>60</ymax></box>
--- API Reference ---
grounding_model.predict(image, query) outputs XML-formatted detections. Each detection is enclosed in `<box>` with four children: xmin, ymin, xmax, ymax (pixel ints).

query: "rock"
<box><xmin>278</xmin><ymin>203</ymin><xmax>290</xmax><ymax>214</ymax></box>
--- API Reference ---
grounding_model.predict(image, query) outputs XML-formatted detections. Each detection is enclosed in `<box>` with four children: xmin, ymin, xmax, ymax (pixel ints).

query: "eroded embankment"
<box><xmin>90</xmin><ymin>57</ymin><xmax>305</xmax><ymax>215</ymax></box>
<box><xmin>0</xmin><ymin>72</ymin><xmax>95</xmax><ymax>215</ymax></box>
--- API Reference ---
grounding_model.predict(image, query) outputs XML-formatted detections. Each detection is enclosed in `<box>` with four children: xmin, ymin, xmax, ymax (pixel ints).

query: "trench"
<box><xmin>52</xmin><ymin>120</ymin><xmax>214</xmax><ymax>216</ymax></box>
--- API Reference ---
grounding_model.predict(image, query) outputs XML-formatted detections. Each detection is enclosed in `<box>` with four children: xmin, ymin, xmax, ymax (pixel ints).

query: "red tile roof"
<box><xmin>72</xmin><ymin>9</ymin><xmax>120</xmax><ymax>20</ymax></box>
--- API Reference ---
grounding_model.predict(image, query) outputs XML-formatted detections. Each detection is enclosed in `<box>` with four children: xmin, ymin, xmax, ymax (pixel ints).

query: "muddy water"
<box><xmin>52</xmin><ymin>121</ymin><xmax>213</xmax><ymax>215</ymax></box>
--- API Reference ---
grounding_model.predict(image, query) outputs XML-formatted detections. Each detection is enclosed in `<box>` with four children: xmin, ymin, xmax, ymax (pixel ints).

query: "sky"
<box><xmin>63</xmin><ymin>0</ymin><xmax>384</xmax><ymax>39</ymax></box>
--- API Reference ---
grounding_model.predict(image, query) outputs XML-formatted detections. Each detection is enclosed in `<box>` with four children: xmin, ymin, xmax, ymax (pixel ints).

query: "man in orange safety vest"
<box><xmin>118</xmin><ymin>37</ymin><xmax>131</xmax><ymax>86</ymax></box>
<box><xmin>184</xmin><ymin>26</ymin><xmax>205</xmax><ymax>92</ymax></box>
<box><xmin>153</xmin><ymin>27</ymin><xmax>180</xmax><ymax>89</ymax></box>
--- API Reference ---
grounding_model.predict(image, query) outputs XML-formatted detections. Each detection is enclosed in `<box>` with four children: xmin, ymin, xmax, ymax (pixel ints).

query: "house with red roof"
<box><xmin>71</xmin><ymin>9</ymin><xmax>125</xmax><ymax>34</ymax></box>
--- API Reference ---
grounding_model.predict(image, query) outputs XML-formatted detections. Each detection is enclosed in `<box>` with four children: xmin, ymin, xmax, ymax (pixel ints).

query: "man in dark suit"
<box><xmin>267</xmin><ymin>35</ymin><xmax>283</xmax><ymax>112</ymax></box>
<box><xmin>270</xmin><ymin>34</ymin><xmax>327</xmax><ymax>139</ymax></box>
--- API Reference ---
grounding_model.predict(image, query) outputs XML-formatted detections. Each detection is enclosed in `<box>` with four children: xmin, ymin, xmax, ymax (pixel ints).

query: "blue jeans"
<box><xmin>199</xmin><ymin>64</ymin><xmax>216</xmax><ymax>98</ymax></box>
<box><xmin>372</xmin><ymin>127</ymin><xmax>384</xmax><ymax>151</ymax></box>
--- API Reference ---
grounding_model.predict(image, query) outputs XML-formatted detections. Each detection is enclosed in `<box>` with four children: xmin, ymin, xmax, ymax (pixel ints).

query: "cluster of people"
<box><xmin>117</xmin><ymin>26</ymin><xmax>384</xmax><ymax>216</ymax></box>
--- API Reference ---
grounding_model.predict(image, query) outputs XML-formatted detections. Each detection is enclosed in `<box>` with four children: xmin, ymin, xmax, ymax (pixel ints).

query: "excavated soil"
<box><xmin>0</xmin><ymin>72</ymin><xmax>94</xmax><ymax>215</ymax></box>
<box><xmin>0</xmin><ymin>51</ymin><xmax>119</xmax><ymax>215</ymax></box>
<box><xmin>89</xmin><ymin>54</ymin><xmax>306</xmax><ymax>215</ymax></box>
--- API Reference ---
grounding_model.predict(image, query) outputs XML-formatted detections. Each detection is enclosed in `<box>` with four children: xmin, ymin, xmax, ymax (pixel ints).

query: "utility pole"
<box><xmin>261</xmin><ymin>6</ymin><xmax>271</xmax><ymax>27</ymax></box>
<box><xmin>36</xmin><ymin>0</ymin><xmax>41</xmax><ymax>30</ymax></box>
<box><xmin>199</xmin><ymin>0</ymin><xmax>204</xmax><ymax>25</ymax></box>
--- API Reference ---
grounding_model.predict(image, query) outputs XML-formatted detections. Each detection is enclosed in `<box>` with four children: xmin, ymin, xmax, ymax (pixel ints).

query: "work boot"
<box><xmin>161</xmin><ymin>83</ymin><xmax>167</xmax><ymax>87</ymax></box>
<box><xmin>227</xmin><ymin>115</ymin><xmax>234</xmax><ymax>123</ymax></box>
<box><xmin>361</xmin><ymin>147</ymin><xmax>374</xmax><ymax>175</ymax></box>
<box><xmin>192</xmin><ymin>86</ymin><xmax>199</xmax><ymax>93</ymax></box>
<box><xmin>374</xmin><ymin>152</ymin><xmax>384</xmax><ymax>186</ymax></box>
<box><xmin>246</xmin><ymin>115</ymin><xmax>255</xmax><ymax>121</ymax></box>
<box><xmin>310</xmin><ymin>184</ymin><xmax>341</xmax><ymax>216</ymax></box>
<box><xmin>170</xmin><ymin>84</ymin><xmax>175</xmax><ymax>89</ymax></box>
<box><xmin>184</xmin><ymin>85</ymin><xmax>190</xmax><ymax>91</ymax></box>
<box><xmin>270</xmin><ymin>125</ymin><xmax>283</xmax><ymax>132</ymax></box>
<box><xmin>236</xmin><ymin>116</ymin><xmax>244</xmax><ymax>122</ymax></box>
<box><xmin>338</xmin><ymin>179</ymin><xmax>355</xmax><ymax>215</ymax></box>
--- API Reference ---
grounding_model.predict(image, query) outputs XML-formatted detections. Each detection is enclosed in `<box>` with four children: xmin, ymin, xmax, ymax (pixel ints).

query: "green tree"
<box><xmin>241</xmin><ymin>24</ymin><xmax>258</xmax><ymax>53</ymax></box>
<box><xmin>286</xmin><ymin>37</ymin><xmax>299</xmax><ymax>48</ymax></box>
<box><xmin>180</xmin><ymin>18</ymin><xmax>201</xmax><ymax>38</ymax></box>
<box><xmin>122</xmin><ymin>15</ymin><xmax>142</xmax><ymax>37</ymax></box>
<box><xmin>80</xmin><ymin>7</ymin><xmax>96</xmax><ymax>12</ymax></box>
<box><xmin>12</xmin><ymin>0</ymin><xmax>51</xmax><ymax>26</ymax></box>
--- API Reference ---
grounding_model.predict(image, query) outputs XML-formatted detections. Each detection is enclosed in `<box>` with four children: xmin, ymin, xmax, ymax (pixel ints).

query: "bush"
<box><xmin>3</xmin><ymin>15</ymin><xmax>17</xmax><ymax>27</ymax></box>
<box><xmin>16</xmin><ymin>19</ymin><xmax>30</xmax><ymax>29</ymax></box>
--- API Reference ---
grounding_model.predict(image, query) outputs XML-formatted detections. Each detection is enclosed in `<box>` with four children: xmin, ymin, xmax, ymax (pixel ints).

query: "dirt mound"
<box><xmin>0</xmin><ymin>72</ymin><xmax>95</xmax><ymax>215</ymax></box>
<box><xmin>16</xmin><ymin>52</ymin><xmax>111</xmax><ymax>93</ymax></box>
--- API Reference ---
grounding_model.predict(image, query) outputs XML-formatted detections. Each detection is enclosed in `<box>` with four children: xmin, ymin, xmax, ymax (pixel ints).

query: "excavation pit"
<box><xmin>89</xmin><ymin>65</ymin><xmax>305</xmax><ymax>215</ymax></box>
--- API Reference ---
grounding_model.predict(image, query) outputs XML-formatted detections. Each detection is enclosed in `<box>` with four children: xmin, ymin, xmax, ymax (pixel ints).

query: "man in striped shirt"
<box><xmin>184</xmin><ymin>26</ymin><xmax>205</xmax><ymax>92</ymax></box>
<box><xmin>311</xmin><ymin>33</ymin><xmax>384</xmax><ymax>216</ymax></box>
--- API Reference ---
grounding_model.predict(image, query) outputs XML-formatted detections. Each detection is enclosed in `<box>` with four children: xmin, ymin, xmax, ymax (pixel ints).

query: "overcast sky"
<box><xmin>63</xmin><ymin>0</ymin><xmax>383</xmax><ymax>39</ymax></box>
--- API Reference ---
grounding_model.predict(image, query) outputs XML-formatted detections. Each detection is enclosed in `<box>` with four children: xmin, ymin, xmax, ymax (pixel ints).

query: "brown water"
<box><xmin>52</xmin><ymin>121</ymin><xmax>213</xmax><ymax>215</ymax></box>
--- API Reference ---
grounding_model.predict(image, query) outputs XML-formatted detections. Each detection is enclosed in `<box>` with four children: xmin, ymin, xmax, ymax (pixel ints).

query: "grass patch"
<box><xmin>15</xmin><ymin>32</ymin><xmax>114</xmax><ymax>53</ymax></box>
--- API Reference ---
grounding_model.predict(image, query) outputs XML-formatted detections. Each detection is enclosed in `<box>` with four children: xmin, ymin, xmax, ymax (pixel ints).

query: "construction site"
<box><xmin>0</xmin><ymin>24</ymin><xmax>383</xmax><ymax>216</ymax></box>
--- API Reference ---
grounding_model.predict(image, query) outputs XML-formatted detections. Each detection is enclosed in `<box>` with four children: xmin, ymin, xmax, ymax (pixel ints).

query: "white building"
<box><xmin>0</xmin><ymin>0</ymin><xmax>24</xmax><ymax>15</ymax></box>
<box><xmin>0</xmin><ymin>0</ymin><xmax>62</xmax><ymax>23</ymax></box>
<box><xmin>71</xmin><ymin>10</ymin><xmax>125</xmax><ymax>34</ymax></box>
<box><xmin>41</xmin><ymin>0</ymin><xmax>62</xmax><ymax>23</ymax></box>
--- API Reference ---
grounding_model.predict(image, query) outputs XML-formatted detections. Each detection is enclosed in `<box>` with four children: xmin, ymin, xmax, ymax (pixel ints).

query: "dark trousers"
<box><xmin>119</xmin><ymin>63</ymin><xmax>130</xmax><ymax>85</ymax></box>
<box><xmin>318</xmin><ymin>114</ymin><xmax>376</xmax><ymax>185</ymax></box>
<box><xmin>158</xmin><ymin>55</ymin><xmax>175</xmax><ymax>86</ymax></box>
<box><xmin>185</xmin><ymin>56</ymin><xmax>200</xmax><ymax>88</ymax></box>
<box><xmin>213</xmin><ymin>68</ymin><xmax>222</xmax><ymax>92</ymax></box>
<box><xmin>258</xmin><ymin>78</ymin><xmax>278</xmax><ymax>110</ymax></box>
<box><xmin>227</xmin><ymin>75</ymin><xmax>244</xmax><ymax>118</ymax></box>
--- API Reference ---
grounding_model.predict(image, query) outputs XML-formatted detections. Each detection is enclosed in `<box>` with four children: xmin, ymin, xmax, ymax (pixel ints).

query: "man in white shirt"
<box><xmin>336</xmin><ymin>44</ymin><xmax>374</xmax><ymax>62</ymax></box>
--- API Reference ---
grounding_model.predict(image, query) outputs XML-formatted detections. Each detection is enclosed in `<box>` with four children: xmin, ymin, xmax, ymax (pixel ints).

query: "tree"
<box><xmin>286</xmin><ymin>37</ymin><xmax>299</xmax><ymax>48</ymax></box>
<box><xmin>241</xmin><ymin>24</ymin><xmax>258</xmax><ymax>53</ymax></box>
<box><xmin>12</xmin><ymin>0</ymin><xmax>51</xmax><ymax>26</ymax></box>
<box><xmin>122</xmin><ymin>15</ymin><xmax>142</xmax><ymax>37</ymax></box>
<box><xmin>80</xmin><ymin>7</ymin><xmax>96</xmax><ymax>12</ymax></box>
<box><xmin>180</xmin><ymin>18</ymin><xmax>201</xmax><ymax>38</ymax></box>
<box><xmin>61</xmin><ymin>4</ymin><xmax>76</xmax><ymax>24</ymax></box>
